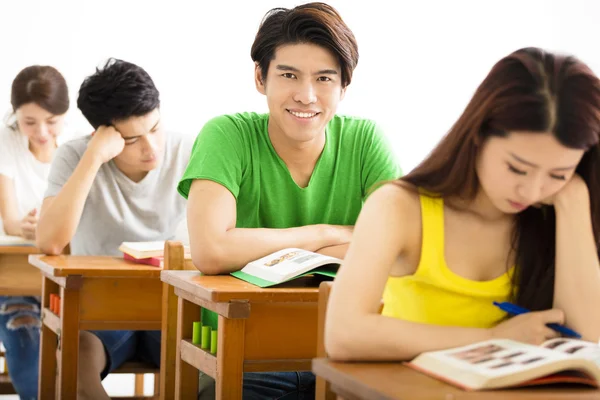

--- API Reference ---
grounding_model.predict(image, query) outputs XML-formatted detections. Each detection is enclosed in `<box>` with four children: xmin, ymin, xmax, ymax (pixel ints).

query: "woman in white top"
<box><xmin>0</xmin><ymin>65</ymin><xmax>69</xmax><ymax>400</ymax></box>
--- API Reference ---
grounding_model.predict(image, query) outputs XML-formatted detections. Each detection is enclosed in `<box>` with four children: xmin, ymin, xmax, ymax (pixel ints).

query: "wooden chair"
<box><xmin>316</xmin><ymin>282</ymin><xmax>383</xmax><ymax>400</ymax></box>
<box><xmin>112</xmin><ymin>361</ymin><xmax>159</xmax><ymax>399</ymax></box>
<box><xmin>0</xmin><ymin>347</ymin><xmax>158</xmax><ymax>398</ymax></box>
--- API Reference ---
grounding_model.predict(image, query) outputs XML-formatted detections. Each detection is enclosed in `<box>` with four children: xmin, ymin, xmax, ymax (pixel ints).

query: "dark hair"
<box><xmin>77</xmin><ymin>58</ymin><xmax>160</xmax><ymax>129</ymax></box>
<box><xmin>400</xmin><ymin>47</ymin><xmax>600</xmax><ymax>311</ymax></box>
<box><xmin>11</xmin><ymin>65</ymin><xmax>69</xmax><ymax>115</ymax></box>
<box><xmin>250</xmin><ymin>2</ymin><xmax>358</xmax><ymax>88</ymax></box>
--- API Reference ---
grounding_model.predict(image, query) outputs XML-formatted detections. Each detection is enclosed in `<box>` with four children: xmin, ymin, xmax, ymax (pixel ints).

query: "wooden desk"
<box><xmin>161</xmin><ymin>271</ymin><xmax>321</xmax><ymax>399</ymax></box>
<box><xmin>312</xmin><ymin>358</ymin><xmax>600</xmax><ymax>400</ymax></box>
<box><xmin>29</xmin><ymin>255</ymin><xmax>163</xmax><ymax>400</ymax></box>
<box><xmin>0</xmin><ymin>246</ymin><xmax>41</xmax><ymax>296</ymax></box>
<box><xmin>0</xmin><ymin>246</ymin><xmax>40</xmax><ymax>394</ymax></box>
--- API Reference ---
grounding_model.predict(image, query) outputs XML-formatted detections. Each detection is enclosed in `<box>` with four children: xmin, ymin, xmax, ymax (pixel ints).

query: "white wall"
<box><xmin>0</xmin><ymin>0</ymin><xmax>598</xmax><ymax>172</ymax></box>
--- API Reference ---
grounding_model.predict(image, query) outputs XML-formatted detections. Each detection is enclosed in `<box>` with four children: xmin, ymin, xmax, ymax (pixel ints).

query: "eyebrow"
<box><xmin>510</xmin><ymin>152</ymin><xmax>577</xmax><ymax>171</ymax></box>
<box><xmin>24</xmin><ymin>116</ymin><xmax>57</xmax><ymax>121</ymax></box>
<box><xmin>275</xmin><ymin>64</ymin><xmax>338</xmax><ymax>75</ymax></box>
<box><xmin>121</xmin><ymin>119</ymin><xmax>160</xmax><ymax>140</ymax></box>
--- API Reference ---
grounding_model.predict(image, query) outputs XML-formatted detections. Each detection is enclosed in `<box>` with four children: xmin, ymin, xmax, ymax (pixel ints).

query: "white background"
<box><xmin>1</xmin><ymin>0</ymin><xmax>599</xmax><ymax>173</ymax></box>
<box><xmin>0</xmin><ymin>0</ymin><xmax>598</xmax><ymax>396</ymax></box>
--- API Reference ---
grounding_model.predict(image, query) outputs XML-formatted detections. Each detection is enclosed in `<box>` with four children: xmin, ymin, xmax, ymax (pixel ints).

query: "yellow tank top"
<box><xmin>382</xmin><ymin>194</ymin><xmax>513</xmax><ymax>328</ymax></box>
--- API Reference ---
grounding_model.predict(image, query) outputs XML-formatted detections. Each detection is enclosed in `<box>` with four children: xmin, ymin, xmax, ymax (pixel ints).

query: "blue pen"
<box><xmin>493</xmin><ymin>301</ymin><xmax>582</xmax><ymax>339</ymax></box>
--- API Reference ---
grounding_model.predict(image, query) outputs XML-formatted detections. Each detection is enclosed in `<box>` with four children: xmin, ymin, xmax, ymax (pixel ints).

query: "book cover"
<box><xmin>123</xmin><ymin>252</ymin><xmax>162</xmax><ymax>267</ymax></box>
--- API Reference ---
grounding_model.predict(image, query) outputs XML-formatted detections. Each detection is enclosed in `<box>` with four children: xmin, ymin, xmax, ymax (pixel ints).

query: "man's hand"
<box><xmin>87</xmin><ymin>126</ymin><xmax>125</xmax><ymax>164</ymax></box>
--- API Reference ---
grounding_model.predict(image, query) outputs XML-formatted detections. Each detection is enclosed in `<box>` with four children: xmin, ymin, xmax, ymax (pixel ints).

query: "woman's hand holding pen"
<box><xmin>490</xmin><ymin>309</ymin><xmax>565</xmax><ymax>345</ymax></box>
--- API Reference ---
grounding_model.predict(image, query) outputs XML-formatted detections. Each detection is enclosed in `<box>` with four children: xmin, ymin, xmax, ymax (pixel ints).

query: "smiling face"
<box><xmin>476</xmin><ymin>131</ymin><xmax>585</xmax><ymax>213</ymax></box>
<box><xmin>255</xmin><ymin>42</ymin><xmax>346</xmax><ymax>145</ymax></box>
<box><xmin>112</xmin><ymin>108</ymin><xmax>165</xmax><ymax>178</ymax></box>
<box><xmin>15</xmin><ymin>102</ymin><xmax>65</xmax><ymax>150</ymax></box>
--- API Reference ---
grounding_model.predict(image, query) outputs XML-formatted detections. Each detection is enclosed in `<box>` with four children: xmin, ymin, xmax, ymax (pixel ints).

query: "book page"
<box><xmin>542</xmin><ymin>338</ymin><xmax>600</xmax><ymax>365</ymax></box>
<box><xmin>430</xmin><ymin>339</ymin><xmax>571</xmax><ymax>378</ymax></box>
<box><xmin>0</xmin><ymin>235</ymin><xmax>35</xmax><ymax>246</ymax></box>
<box><xmin>121</xmin><ymin>241</ymin><xmax>165</xmax><ymax>251</ymax></box>
<box><xmin>120</xmin><ymin>241</ymin><xmax>191</xmax><ymax>255</ymax></box>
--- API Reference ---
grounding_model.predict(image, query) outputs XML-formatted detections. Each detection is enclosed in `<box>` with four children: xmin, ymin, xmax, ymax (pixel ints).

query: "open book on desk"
<box><xmin>407</xmin><ymin>338</ymin><xmax>600</xmax><ymax>390</ymax></box>
<box><xmin>231</xmin><ymin>248</ymin><xmax>340</xmax><ymax>287</ymax></box>
<box><xmin>0</xmin><ymin>235</ymin><xmax>35</xmax><ymax>246</ymax></box>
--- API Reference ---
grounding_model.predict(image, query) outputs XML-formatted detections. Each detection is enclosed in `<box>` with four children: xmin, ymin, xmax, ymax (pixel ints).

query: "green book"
<box><xmin>230</xmin><ymin>248</ymin><xmax>340</xmax><ymax>288</ymax></box>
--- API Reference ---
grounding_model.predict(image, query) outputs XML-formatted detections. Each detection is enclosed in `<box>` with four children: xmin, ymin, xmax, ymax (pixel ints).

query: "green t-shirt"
<box><xmin>178</xmin><ymin>112</ymin><xmax>401</xmax><ymax>327</ymax></box>
<box><xmin>179</xmin><ymin>112</ymin><xmax>400</xmax><ymax>224</ymax></box>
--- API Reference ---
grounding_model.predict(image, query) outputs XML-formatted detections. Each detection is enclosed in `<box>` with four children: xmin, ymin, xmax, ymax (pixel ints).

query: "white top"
<box><xmin>45</xmin><ymin>132</ymin><xmax>191</xmax><ymax>256</ymax></box>
<box><xmin>0</xmin><ymin>125</ymin><xmax>55</xmax><ymax>233</ymax></box>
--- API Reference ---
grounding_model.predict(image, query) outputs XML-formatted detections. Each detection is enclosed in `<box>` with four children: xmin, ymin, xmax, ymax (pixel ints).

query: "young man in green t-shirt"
<box><xmin>178</xmin><ymin>2</ymin><xmax>400</xmax><ymax>398</ymax></box>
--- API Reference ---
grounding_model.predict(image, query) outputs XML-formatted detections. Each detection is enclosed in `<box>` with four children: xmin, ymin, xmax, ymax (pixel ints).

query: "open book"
<box><xmin>406</xmin><ymin>338</ymin><xmax>600</xmax><ymax>390</ymax></box>
<box><xmin>119</xmin><ymin>241</ymin><xmax>191</xmax><ymax>267</ymax></box>
<box><xmin>231</xmin><ymin>248</ymin><xmax>340</xmax><ymax>287</ymax></box>
<box><xmin>0</xmin><ymin>235</ymin><xmax>35</xmax><ymax>246</ymax></box>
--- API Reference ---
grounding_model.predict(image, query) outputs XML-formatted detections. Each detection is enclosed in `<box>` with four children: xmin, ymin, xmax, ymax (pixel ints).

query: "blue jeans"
<box><xmin>90</xmin><ymin>330</ymin><xmax>161</xmax><ymax>378</ymax></box>
<box><xmin>198</xmin><ymin>371</ymin><xmax>316</xmax><ymax>399</ymax></box>
<box><xmin>0</xmin><ymin>296</ymin><xmax>41</xmax><ymax>400</ymax></box>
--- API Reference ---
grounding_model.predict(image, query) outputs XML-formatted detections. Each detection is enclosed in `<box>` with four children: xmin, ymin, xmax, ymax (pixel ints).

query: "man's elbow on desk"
<box><xmin>37</xmin><ymin>240</ymin><xmax>64</xmax><ymax>256</ymax></box>
<box><xmin>36</xmin><ymin>228</ymin><xmax>68</xmax><ymax>256</ymax></box>
<box><xmin>191</xmin><ymin>247</ymin><xmax>234</xmax><ymax>275</ymax></box>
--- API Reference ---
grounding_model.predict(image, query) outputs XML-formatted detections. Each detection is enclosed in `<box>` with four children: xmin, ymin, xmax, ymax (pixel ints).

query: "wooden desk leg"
<box><xmin>159</xmin><ymin>280</ymin><xmax>178</xmax><ymax>400</ymax></box>
<box><xmin>57</xmin><ymin>286</ymin><xmax>80</xmax><ymax>398</ymax></box>
<box><xmin>216</xmin><ymin>315</ymin><xmax>245</xmax><ymax>400</ymax></box>
<box><xmin>316</xmin><ymin>378</ymin><xmax>336</xmax><ymax>400</ymax></box>
<box><xmin>175</xmin><ymin>297</ymin><xmax>200</xmax><ymax>399</ymax></box>
<box><xmin>39</xmin><ymin>277</ymin><xmax>58</xmax><ymax>400</ymax></box>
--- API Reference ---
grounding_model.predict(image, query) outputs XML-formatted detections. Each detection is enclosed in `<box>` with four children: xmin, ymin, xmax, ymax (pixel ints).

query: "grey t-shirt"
<box><xmin>45</xmin><ymin>132</ymin><xmax>191</xmax><ymax>256</ymax></box>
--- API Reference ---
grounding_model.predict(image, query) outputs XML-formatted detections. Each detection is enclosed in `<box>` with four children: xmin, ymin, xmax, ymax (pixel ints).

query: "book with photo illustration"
<box><xmin>231</xmin><ymin>248</ymin><xmax>341</xmax><ymax>287</ymax></box>
<box><xmin>119</xmin><ymin>241</ymin><xmax>191</xmax><ymax>267</ymax></box>
<box><xmin>406</xmin><ymin>338</ymin><xmax>600</xmax><ymax>390</ymax></box>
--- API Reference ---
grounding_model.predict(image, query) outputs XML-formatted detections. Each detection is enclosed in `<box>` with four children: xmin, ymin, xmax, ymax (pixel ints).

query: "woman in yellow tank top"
<box><xmin>325</xmin><ymin>47</ymin><xmax>600</xmax><ymax>361</ymax></box>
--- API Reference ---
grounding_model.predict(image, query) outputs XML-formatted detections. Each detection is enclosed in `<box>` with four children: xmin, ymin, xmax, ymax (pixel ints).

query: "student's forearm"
<box><xmin>326</xmin><ymin>314</ymin><xmax>491</xmax><ymax>361</ymax></box>
<box><xmin>2</xmin><ymin>218</ymin><xmax>21</xmax><ymax>237</ymax></box>
<box><xmin>194</xmin><ymin>224</ymin><xmax>341</xmax><ymax>274</ymax></box>
<box><xmin>316</xmin><ymin>244</ymin><xmax>349</xmax><ymax>259</ymax></box>
<box><xmin>37</xmin><ymin>152</ymin><xmax>102</xmax><ymax>254</ymax></box>
<box><xmin>553</xmin><ymin>197</ymin><xmax>600</xmax><ymax>342</ymax></box>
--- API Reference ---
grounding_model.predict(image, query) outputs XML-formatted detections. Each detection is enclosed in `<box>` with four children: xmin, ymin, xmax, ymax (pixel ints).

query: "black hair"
<box><xmin>77</xmin><ymin>58</ymin><xmax>160</xmax><ymax>129</ymax></box>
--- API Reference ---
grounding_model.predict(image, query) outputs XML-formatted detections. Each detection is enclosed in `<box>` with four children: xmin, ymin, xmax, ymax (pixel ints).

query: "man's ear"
<box><xmin>340</xmin><ymin>86</ymin><xmax>347</xmax><ymax>101</ymax></box>
<box><xmin>255</xmin><ymin>63</ymin><xmax>266</xmax><ymax>95</ymax></box>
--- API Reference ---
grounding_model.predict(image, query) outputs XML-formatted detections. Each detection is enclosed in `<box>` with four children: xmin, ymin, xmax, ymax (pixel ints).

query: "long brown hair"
<box><xmin>401</xmin><ymin>47</ymin><xmax>600</xmax><ymax>310</ymax></box>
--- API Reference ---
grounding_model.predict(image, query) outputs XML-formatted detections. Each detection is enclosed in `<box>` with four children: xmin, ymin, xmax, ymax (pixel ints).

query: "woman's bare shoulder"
<box><xmin>367</xmin><ymin>182</ymin><xmax>422</xmax><ymax>216</ymax></box>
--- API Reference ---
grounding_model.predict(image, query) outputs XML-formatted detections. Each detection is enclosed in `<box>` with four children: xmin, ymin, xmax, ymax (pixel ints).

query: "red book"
<box><xmin>123</xmin><ymin>252</ymin><xmax>163</xmax><ymax>267</ymax></box>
